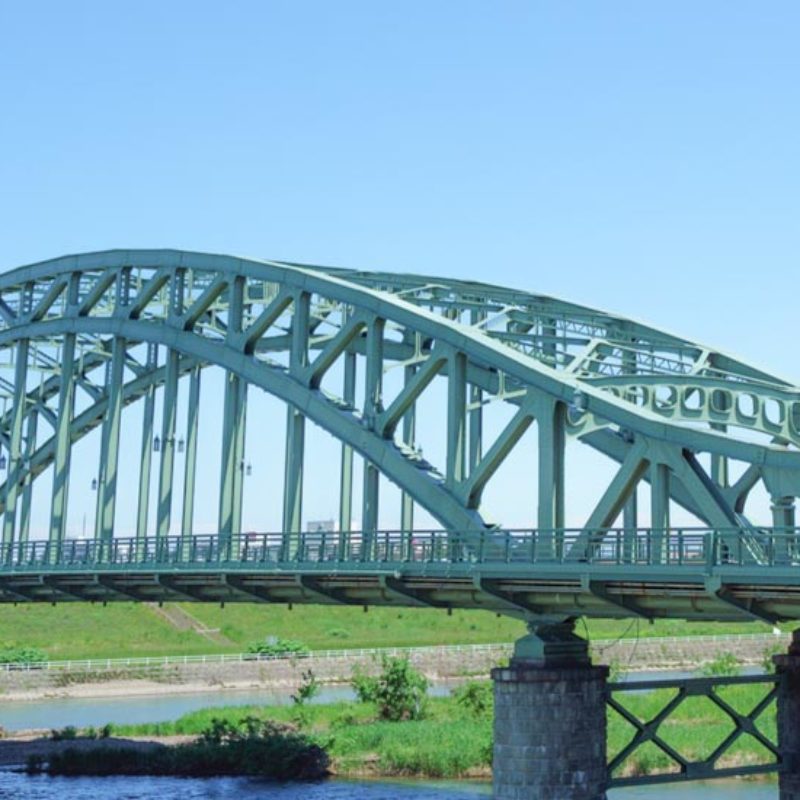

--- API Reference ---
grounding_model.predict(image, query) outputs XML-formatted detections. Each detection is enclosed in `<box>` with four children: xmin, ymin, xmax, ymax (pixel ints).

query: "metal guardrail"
<box><xmin>0</xmin><ymin>633</ymin><xmax>786</xmax><ymax>674</ymax></box>
<box><xmin>2</xmin><ymin>527</ymin><xmax>800</xmax><ymax>571</ymax></box>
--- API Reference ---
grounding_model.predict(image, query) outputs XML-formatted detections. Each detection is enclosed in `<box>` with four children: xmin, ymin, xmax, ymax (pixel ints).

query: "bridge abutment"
<box><xmin>775</xmin><ymin>630</ymin><xmax>800</xmax><ymax>800</ymax></box>
<box><xmin>492</xmin><ymin>620</ymin><xmax>608</xmax><ymax>800</ymax></box>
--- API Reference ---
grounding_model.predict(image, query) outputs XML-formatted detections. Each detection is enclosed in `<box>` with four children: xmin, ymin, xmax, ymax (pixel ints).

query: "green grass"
<box><xmin>0</xmin><ymin>600</ymin><xmax>783</xmax><ymax>661</ymax></box>
<box><xmin>114</xmin><ymin>696</ymin><xmax>493</xmax><ymax>778</ymax></box>
<box><xmin>0</xmin><ymin>604</ymin><xmax>214</xmax><ymax>660</ymax></box>
<box><xmin>109</xmin><ymin>682</ymin><xmax>780</xmax><ymax>780</ymax></box>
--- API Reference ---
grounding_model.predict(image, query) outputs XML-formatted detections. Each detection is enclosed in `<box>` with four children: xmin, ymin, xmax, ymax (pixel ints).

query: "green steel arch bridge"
<box><xmin>0</xmin><ymin>249</ymin><xmax>799</xmax><ymax>625</ymax></box>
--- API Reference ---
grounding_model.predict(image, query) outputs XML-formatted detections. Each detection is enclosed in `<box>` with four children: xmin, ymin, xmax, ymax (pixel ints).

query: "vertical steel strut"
<box><xmin>651</xmin><ymin>462</ymin><xmax>671</xmax><ymax>563</ymax></box>
<box><xmin>283</xmin><ymin>291</ymin><xmax>309</xmax><ymax>547</ymax></box>
<box><xmin>136</xmin><ymin>343</ymin><xmax>157</xmax><ymax>543</ymax></box>
<box><xmin>49</xmin><ymin>286</ymin><xmax>77</xmax><ymax>551</ymax></box>
<box><xmin>447</xmin><ymin>351</ymin><xmax>467</xmax><ymax>489</ymax></box>
<box><xmin>537</xmin><ymin>397</ymin><xmax>565</xmax><ymax>558</ymax></box>
<box><xmin>157</xmin><ymin>349</ymin><xmax>179</xmax><ymax>539</ymax></box>
<box><xmin>182</xmin><ymin>364</ymin><xmax>201</xmax><ymax>538</ymax></box>
<box><xmin>19</xmin><ymin>409</ymin><xmax>37</xmax><ymax>545</ymax></box>
<box><xmin>219</xmin><ymin>276</ymin><xmax>247</xmax><ymax>550</ymax></box>
<box><xmin>94</xmin><ymin>336</ymin><xmax>125</xmax><ymax>542</ymax></box>
<box><xmin>339</xmin><ymin>343</ymin><xmax>356</xmax><ymax>542</ymax></box>
<box><xmin>361</xmin><ymin>317</ymin><xmax>385</xmax><ymax>559</ymax></box>
<box><xmin>400</xmin><ymin>362</ymin><xmax>416</xmax><ymax>534</ymax></box>
<box><xmin>2</xmin><ymin>338</ymin><xmax>29</xmax><ymax>547</ymax></box>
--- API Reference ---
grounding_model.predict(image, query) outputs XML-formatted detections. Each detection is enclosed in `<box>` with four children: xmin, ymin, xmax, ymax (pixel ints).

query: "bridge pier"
<box><xmin>492</xmin><ymin>620</ymin><xmax>608</xmax><ymax>800</ymax></box>
<box><xmin>775</xmin><ymin>630</ymin><xmax>800</xmax><ymax>800</ymax></box>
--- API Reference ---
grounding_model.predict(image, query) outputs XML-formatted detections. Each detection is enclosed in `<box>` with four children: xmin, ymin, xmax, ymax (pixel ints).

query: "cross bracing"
<box><xmin>0</xmin><ymin>249</ymin><xmax>798</xmax><ymax>619</ymax></box>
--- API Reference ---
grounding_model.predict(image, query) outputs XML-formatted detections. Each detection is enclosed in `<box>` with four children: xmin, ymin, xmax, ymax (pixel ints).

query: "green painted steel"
<box><xmin>607</xmin><ymin>673</ymin><xmax>780</xmax><ymax>786</ymax></box>
<box><xmin>19</xmin><ymin>409</ymin><xmax>37</xmax><ymax>545</ymax></box>
<box><xmin>157</xmin><ymin>349</ymin><xmax>179</xmax><ymax>539</ymax></box>
<box><xmin>136</xmin><ymin>343</ymin><xmax>157</xmax><ymax>543</ymax></box>
<box><xmin>2</xmin><ymin>338</ymin><xmax>28</xmax><ymax>547</ymax></box>
<box><xmin>181</xmin><ymin>364</ymin><xmax>201</xmax><ymax>538</ymax></box>
<box><xmin>283</xmin><ymin>290</ymin><xmax>309</xmax><ymax>541</ymax></box>
<box><xmin>339</xmin><ymin>344</ymin><xmax>356</xmax><ymax>536</ymax></box>
<box><xmin>3</xmin><ymin>527</ymin><xmax>800</xmax><ymax>624</ymax></box>
<box><xmin>49</xmin><ymin>329</ymin><xmax>76</xmax><ymax>549</ymax></box>
<box><xmin>94</xmin><ymin>336</ymin><xmax>125</xmax><ymax>542</ymax></box>
<box><xmin>0</xmin><ymin>248</ymin><xmax>797</xmax><ymax>621</ymax></box>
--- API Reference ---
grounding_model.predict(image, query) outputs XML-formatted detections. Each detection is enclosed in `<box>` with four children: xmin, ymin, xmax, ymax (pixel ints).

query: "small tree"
<box><xmin>453</xmin><ymin>680</ymin><xmax>492</xmax><ymax>718</ymax></box>
<box><xmin>352</xmin><ymin>655</ymin><xmax>428</xmax><ymax>721</ymax></box>
<box><xmin>291</xmin><ymin>669</ymin><xmax>320</xmax><ymax>706</ymax></box>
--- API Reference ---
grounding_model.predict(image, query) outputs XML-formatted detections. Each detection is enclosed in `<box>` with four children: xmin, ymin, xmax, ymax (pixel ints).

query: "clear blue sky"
<box><xmin>0</xmin><ymin>2</ymin><xmax>798</xmax><ymax>533</ymax></box>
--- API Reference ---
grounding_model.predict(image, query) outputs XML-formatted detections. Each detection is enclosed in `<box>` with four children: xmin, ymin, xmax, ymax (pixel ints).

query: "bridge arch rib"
<box><xmin>0</xmin><ymin>249</ymin><xmax>798</xmax><ymax>553</ymax></box>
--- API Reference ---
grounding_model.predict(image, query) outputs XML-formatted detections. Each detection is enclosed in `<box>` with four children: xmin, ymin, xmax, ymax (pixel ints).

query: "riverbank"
<box><xmin>0</xmin><ymin>633</ymin><xmax>785</xmax><ymax>702</ymax></box>
<box><xmin>0</xmin><ymin>732</ymin><xmax>193</xmax><ymax>768</ymax></box>
<box><xmin>1</xmin><ymin>685</ymin><xmax>778</xmax><ymax>782</ymax></box>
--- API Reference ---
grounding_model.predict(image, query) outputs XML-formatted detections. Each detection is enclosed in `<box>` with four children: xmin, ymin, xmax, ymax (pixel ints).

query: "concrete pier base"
<box><xmin>775</xmin><ymin>630</ymin><xmax>800</xmax><ymax>800</ymax></box>
<box><xmin>491</xmin><ymin>620</ymin><xmax>608</xmax><ymax>800</ymax></box>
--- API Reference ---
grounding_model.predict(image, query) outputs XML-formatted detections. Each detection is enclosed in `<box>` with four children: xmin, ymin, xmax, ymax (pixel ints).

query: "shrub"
<box><xmin>453</xmin><ymin>681</ymin><xmax>492</xmax><ymax>717</ymax></box>
<box><xmin>26</xmin><ymin>754</ymin><xmax>45</xmax><ymax>774</ymax></box>
<box><xmin>352</xmin><ymin>655</ymin><xmax>428</xmax><ymax>721</ymax></box>
<box><xmin>43</xmin><ymin>717</ymin><xmax>330</xmax><ymax>780</ymax></box>
<box><xmin>50</xmin><ymin>726</ymin><xmax>78</xmax><ymax>741</ymax></box>
<box><xmin>608</xmin><ymin>659</ymin><xmax>628</xmax><ymax>682</ymax></box>
<box><xmin>247</xmin><ymin>638</ymin><xmax>309</xmax><ymax>658</ymax></box>
<box><xmin>352</xmin><ymin>672</ymin><xmax>379</xmax><ymax>705</ymax></box>
<box><xmin>697</xmin><ymin>651</ymin><xmax>741</xmax><ymax>677</ymax></box>
<box><xmin>0</xmin><ymin>645</ymin><xmax>46</xmax><ymax>665</ymax></box>
<box><xmin>762</xmin><ymin>641</ymin><xmax>785</xmax><ymax>673</ymax></box>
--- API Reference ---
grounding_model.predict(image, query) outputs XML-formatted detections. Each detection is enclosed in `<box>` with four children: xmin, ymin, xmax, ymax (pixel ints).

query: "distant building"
<box><xmin>307</xmin><ymin>519</ymin><xmax>336</xmax><ymax>533</ymax></box>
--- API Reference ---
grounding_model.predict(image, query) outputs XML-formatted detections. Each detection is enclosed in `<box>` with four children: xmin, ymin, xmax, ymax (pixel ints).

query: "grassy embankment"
<box><xmin>105</xmin><ymin>682</ymin><xmax>778</xmax><ymax>780</ymax></box>
<box><xmin>0</xmin><ymin>602</ymin><xmax>783</xmax><ymax>661</ymax></box>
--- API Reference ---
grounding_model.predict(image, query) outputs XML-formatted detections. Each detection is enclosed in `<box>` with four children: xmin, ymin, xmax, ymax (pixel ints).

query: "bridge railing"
<box><xmin>1</xmin><ymin>527</ymin><xmax>798</xmax><ymax>570</ymax></box>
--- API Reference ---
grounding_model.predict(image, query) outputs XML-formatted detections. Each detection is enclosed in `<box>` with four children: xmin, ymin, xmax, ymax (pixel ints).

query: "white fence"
<box><xmin>0</xmin><ymin>632</ymin><xmax>786</xmax><ymax>673</ymax></box>
<box><xmin>0</xmin><ymin>641</ymin><xmax>511</xmax><ymax>673</ymax></box>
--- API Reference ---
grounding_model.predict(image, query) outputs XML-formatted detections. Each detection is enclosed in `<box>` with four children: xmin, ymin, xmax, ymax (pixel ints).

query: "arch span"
<box><xmin>0</xmin><ymin>249</ymin><xmax>797</xmax><ymax>559</ymax></box>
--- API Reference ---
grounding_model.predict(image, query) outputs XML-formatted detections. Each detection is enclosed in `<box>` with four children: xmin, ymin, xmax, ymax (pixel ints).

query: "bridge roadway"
<box><xmin>2</xmin><ymin>527</ymin><xmax>799</xmax><ymax>624</ymax></box>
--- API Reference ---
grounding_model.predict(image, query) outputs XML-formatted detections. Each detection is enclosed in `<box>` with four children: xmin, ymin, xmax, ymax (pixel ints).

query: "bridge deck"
<box><xmin>2</xmin><ymin>528</ymin><xmax>800</xmax><ymax>623</ymax></box>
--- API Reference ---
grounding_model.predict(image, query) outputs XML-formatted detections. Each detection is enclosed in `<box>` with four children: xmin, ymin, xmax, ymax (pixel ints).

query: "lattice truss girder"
<box><xmin>0</xmin><ymin>249</ymin><xmax>798</xmax><ymax>552</ymax></box>
<box><xmin>607</xmin><ymin>674</ymin><xmax>781</xmax><ymax>787</ymax></box>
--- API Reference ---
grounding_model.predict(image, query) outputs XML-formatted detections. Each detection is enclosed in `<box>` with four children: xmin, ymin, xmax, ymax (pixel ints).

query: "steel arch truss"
<box><xmin>0</xmin><ymin>249</ymin><xmax>798</xmax><ymax>561</ymax></box>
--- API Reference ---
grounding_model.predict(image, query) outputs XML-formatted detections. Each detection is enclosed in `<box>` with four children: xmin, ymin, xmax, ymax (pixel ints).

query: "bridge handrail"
<box><xmin>0</xmin><ymin>632</ymin><xmax>785</xmax><ymax>673</ymax></box>
<box><xmin>2</xmin><ymin>527</ymin><xmax>799</xmax><ymax>570</ymax></box>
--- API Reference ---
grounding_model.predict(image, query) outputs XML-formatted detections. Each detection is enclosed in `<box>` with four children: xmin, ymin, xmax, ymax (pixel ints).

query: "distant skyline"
<box><xmin>0</xmin><ymin>2</ymin><xmax>797</xmax><ymax>535</ymax></box>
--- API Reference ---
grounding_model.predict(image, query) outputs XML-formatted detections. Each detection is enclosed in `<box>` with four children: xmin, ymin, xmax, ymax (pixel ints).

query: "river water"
<box><xmin>0</xmin><ymin>771</ymin><xmax>778</xmax><ymax>799</ymax></box>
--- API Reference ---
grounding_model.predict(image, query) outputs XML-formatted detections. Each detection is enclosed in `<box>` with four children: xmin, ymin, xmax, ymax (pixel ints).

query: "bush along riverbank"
<box><xmin>23</xmin><ymin>655</ymin><xmax>780</xmax><ymax>782</ymax></box>
<box><xmin>27</xmin><ymin>718</ymin><xmax>330</xmax><ymax>780</ymax></box>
